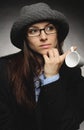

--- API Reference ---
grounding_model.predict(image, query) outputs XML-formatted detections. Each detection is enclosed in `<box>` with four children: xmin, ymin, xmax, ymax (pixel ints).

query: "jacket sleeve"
<box><xmin>66</xmin><ymin>67</ymin><xmax>84</xmax><ymax>123</ymax></box>
<box><xmin>73</xmin><ymin>68</ymin><xmax>84</xmax><ymax>122</ymax></box>
<box><xmin>63</xmin><ymin>67</ymin><xmax>84</xmax><ymax>108</ymax></box>
<box><xmin>38</xmin><ymin>66</ymin><xmax>84</xmax><ymax>129</ymax></box>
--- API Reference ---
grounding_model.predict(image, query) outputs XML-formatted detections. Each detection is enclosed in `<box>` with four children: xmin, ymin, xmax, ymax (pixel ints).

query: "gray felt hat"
<box><xmin>10</xmin><ymin>2</ymin><xmax>69</xmax><ymax>49</ymax></box>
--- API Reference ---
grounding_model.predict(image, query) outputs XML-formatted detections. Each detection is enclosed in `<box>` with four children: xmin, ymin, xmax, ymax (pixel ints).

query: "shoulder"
<box><xmin>0</xmin><ymin>51</ymin><xmax>22</xmax><ymax>79</ymax></box>
<box><xmin>0</xmin><ymin>51</ymin><xmax>22</xmax><ymax>94</ymax></box>
<box><xmin>0</xmin><ymin>51</ymin><xmax>22</xmax><ymax>66</ymax></box>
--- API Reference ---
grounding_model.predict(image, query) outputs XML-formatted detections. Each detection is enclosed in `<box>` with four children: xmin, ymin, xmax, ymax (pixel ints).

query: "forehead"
<box><xmin>29</xmin><ymin>21</ymin><xmax>52</xmax><ymax>28</ymax></box>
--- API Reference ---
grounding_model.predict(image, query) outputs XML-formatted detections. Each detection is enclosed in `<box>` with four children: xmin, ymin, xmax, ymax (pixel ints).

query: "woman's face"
<box><xmin>26</xmin><ymin>22</ymin><xmax>58</xmax><ymax>55</ymax></box>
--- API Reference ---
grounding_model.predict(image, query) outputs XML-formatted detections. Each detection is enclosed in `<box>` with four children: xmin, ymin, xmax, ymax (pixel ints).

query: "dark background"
<box><xmin>0</xmin><ymin>0</ymin><xmax>84</xmax><ymax>67</ymax></box>
<box><xmin>0</xmin><ymin>0</ymin><xmax>84</xmax><ymax>53</ymax></box>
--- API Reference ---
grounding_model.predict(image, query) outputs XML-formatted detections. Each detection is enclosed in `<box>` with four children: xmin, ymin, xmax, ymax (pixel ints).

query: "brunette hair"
<box><xmin>8</xmin><ymin>37</ymin><xmax>63</xmax><ymax>110</ymax></box>
<box><xmin>8</xmin><ymin>41</ymin><xmax>44</xmax><ymax>110</ymax></box>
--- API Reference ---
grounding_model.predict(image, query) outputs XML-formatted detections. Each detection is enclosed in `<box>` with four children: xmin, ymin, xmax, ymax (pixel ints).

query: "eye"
<box><xmin>28</xmin><ymin>28</ymin><xmax>39</xmax><ymax>34</ymax></box>
<box><xmin>46</xmin><ymin>25</ymin><xmax>56</xmax><ymax>32</ymax></box>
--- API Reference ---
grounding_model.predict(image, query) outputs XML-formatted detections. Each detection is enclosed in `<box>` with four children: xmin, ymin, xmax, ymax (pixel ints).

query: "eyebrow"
<box><xmin>29</xmin><ymin>23</ymin><xmax>52</xmax><ymax>29</ymax></box>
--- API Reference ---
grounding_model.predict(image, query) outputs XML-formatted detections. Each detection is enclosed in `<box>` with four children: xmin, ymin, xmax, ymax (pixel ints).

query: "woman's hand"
<box><xmin>43</xmin><ymin>48</ymin><xmax>69</xmax><ymax>78</ymax></box>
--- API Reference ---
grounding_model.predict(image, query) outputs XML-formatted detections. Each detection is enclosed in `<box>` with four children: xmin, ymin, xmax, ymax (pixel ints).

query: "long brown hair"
<box><xmin>8</xmin><ymin>37</ymin><xmax>63</xmax><ymax>110</ymax></box>
<box><xmin>8</xmin><ymin>40</ymin><xmax>44</xmax><ymax>110</ymax></box>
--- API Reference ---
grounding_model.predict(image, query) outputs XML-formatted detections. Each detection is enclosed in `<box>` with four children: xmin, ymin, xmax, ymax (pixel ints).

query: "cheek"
<box><xmin>29</xmin><ymin>42</ymin><xmax>36</xmax><ymax>49</ymax></box>
<box><xmin>28</xmin><ymin>38</ymin><xmax>39</xmax><ymax>51</ymax></box>
<box><xmin>51</xmin><ymin>35</ymin><xmax>58</xmax><ymax>47</ymax></box>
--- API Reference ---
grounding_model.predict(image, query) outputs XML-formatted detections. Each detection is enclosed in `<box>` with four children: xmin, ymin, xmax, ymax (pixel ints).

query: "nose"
<box><xmin>40</xmin><ymin>30</ymin><xmax>47</xmax><ymax>40</ymax></box>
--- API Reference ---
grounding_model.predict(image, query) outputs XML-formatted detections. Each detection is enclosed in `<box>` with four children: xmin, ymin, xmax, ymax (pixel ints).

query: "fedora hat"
<box><xmin>10</xmin><ymin>2</ymin><xmax>69</xmax><ymax>49</ymax></box>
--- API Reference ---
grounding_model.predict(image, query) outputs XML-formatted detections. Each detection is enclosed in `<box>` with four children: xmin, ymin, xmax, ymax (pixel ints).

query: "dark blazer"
<box><xmin>0</xmin><ymin>52</ymin><xmax>84</xmax><ymax>130</ymax></box>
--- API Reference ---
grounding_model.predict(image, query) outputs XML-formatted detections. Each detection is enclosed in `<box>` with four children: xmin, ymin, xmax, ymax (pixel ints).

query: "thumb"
<box><xmin>60</xmin><ymin>50</ymin><xmax>70</xmax><ymax>63</ymax></box>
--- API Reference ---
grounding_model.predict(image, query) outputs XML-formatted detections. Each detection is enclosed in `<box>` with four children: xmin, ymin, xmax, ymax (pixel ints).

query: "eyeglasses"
<box><xmin>27</xmin><ymin>24</ymin><xmax>56</xmax><ymax>37</ymax></box>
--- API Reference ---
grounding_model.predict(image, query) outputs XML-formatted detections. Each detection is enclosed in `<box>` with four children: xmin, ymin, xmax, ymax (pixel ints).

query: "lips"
<box><xmin>39</xmin><ymin>44</ymin><xmax>51</xmax><ymax>49</ymax></box>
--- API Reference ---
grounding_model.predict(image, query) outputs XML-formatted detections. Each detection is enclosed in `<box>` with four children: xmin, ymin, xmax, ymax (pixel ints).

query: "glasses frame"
<box><xmin>27</xmin><ymin>24</ymin><xmax>57</xmax><ymax>37</ymax></box>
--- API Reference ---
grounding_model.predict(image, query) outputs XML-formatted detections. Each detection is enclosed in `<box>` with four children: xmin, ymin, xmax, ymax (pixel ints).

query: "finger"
<box><xmin>53</xmin><ymin>48</ymin><xmax>60</xmax><ymax>57</ymax></box>
<box><xmin>70</xmin><ymin>46</ymin><xmax>77</xmax><ymax>52</ymax></box>
<box><xmin>48</xmin><ymin>49</ymin><xmax>54</xmax><ymax>58</ymax></box>
<box><xmin>43</xmin><ymin>54</ymin><xmax>49</xmax><ymax>62</ymax></box>
<box><xmin>52</xmin><ymin>48</ymin><xmax>60</xmax><ymax>64</ymax></box>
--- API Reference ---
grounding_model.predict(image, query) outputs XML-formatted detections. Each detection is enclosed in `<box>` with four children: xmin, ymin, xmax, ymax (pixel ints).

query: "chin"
<box><xmin>40</xmin><ymin>50</ymin><xmax>48</xmax><ymax>55</ymax></box>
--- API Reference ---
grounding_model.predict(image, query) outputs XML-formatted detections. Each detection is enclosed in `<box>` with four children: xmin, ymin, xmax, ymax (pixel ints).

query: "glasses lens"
<box><xmin>28</xmin><ymin>28</ymin><xmax>39</xmax><ymax>36</ymax></box>
<box><xmin>45</xmin><ymin>24</ymin><xmax>56</xmax><ymax>34</ymax></box>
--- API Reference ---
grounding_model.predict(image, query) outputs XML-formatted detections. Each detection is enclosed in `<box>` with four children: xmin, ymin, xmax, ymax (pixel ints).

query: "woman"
<box><xmin>0</xmin><ymin>2</ymin><xmax>84</xmax><ymax>130</ymax></box>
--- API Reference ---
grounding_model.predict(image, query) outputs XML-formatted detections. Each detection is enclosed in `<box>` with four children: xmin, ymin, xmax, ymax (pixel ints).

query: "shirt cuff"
<box><xmin>41</xmin><ymin>73</ymin><xmax>60</xmax><ymax>86</ymax></box>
